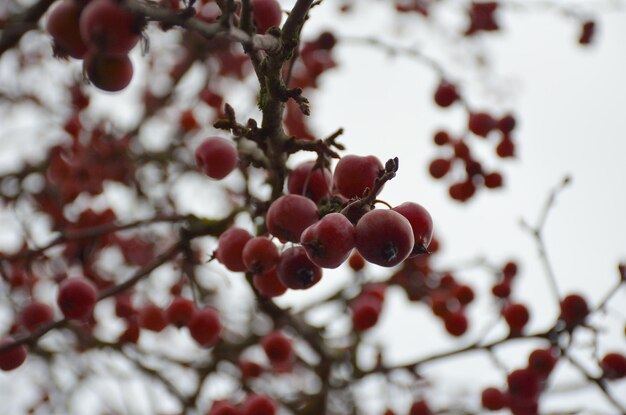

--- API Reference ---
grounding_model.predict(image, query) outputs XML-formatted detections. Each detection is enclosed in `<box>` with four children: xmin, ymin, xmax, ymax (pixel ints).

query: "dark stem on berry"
<box><xmin>297</xmin><ymin>268</ymin><xmax>316</xmax><ymax>288</ymax></box>
<box><xmin>382</xmin><ymin>242</ymin><xmax>398</xmax><ymax>263</ymax></box>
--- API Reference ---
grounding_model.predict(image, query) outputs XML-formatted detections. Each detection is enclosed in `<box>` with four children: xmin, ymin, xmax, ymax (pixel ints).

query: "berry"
<box><xmin>195</xmin><ymin>137</ymin><xmax>239</xmax><ymax>180</ymax></box>
<box><xmin>448</xmin><ymin>180</ymin><xmax>476</xmax><ymax>202</ymax></box>
<box><xmin>453</xmin><ymin>140</ymin><xmax>471</xmax><ymax>160</ymax></box>
<box><xmin>498</xmin><ymin>114</ymin><xmax>516</xmax><ymax>133</ymax></box>
<box><xmin>208</xmin><ymin>400</ymin><xmax>241</xmax><ymax>415</ymax></box>
<box><xmin>355</xmin><ymin>209</ymin><xmax>414</xmax><ymax>267</ymax></box>
<box><xmin>57</xmin><ymin>277</ymin><xmax>97</xmax><ymax>320</ymax></box>
<box><xmin>115</xmin><ymin>293</ymin><xmax>136</xmax><ymax>318</ymax></box>
<box><xmin>84</xmin><ymin>53</ymin><xmax>134</xmax><ymax>92</ymax></box>
<box><xmin>287</xmin><ymin>161</ymin><xmax>332</xmax><ymax>203</ymax></box>
<box><xmin>165</xmin><ymin>296</ymin><xmax>196</xmax><ymax>327</ymax></box>
<box><xmin>20</xmin><ymin>301</ymin><xmax>54</xmax><ymax>332</ymax></box>
<box><xmin>215</xmin><ymin>227</ymin><xmax>253</xmax><ymax>272</ymax></box>
<box><xmin>507</xmin><ymin>369</ymin><xmax>540</xmax><ymax>407</ymax></box>
<box><xmin>503</xmin><ymin>261</ymin><xmax>518</xmax><ymax>278</ymax></box>
<box><xmin>300</xmin><ymin>212</ymin><xmax>355</xmax><ymax>269</ymax></box>
<box><xmin>79</xmin><ymin>0</ymin><xmax>139</xmax><ymax>56</ymax></box>
<box><xmin>46</xmin><ymin>0</ymin><xmax>88</xmax><ymax>58</ymax></box>
<box><xmin>444</xmin><ymin>310</ymin><xmax>468</xmax><ymax>336</ymax></box>
<box><xmin>277</xmin><ymin>246</ymin><xmax>323</xmax><ymax>290</ymax></box>
<box><xmin>528</xmin><ymin>348</ymin><xmax>557</xmax><ymax>379</ymax></box>
<box><xmin>138</xmin><ymin>303</ymin><xmax>168</xmax><ymax>332</ymax></box>
<box><xmin>428</xmin><ymin>158</ymin><xmax>451</xmax><ymax>179</ymax></box>
<box><xmin>496</xmin><ymin>136</ymin><xmax>515</xmax><ymax>158</ymax></box>
<box><xmin>453</xmin><ymin>284</ymin><xmax>474</xmax><ymax>305</ymax></box>
<box><xmin>503</xmin><ymin>303</ymin><xmax>530</xmax><ymax>335</ymax></box>
<box><xmin>409</xmin><ymin>400</ymin><xmax>431</xmax><ymax>415</ymax></box>
<box><xmin>579</xmin><ymin>20</ymin><xmax>595</xmax><ymax>45</ymax></box>
<box><xmin>252</xmin><ymin>0</ymin><xmax>282</xmax><ymax>34</ymax></box>
<box><xmin>481</xmin><ymin>387</ymin><xmax>507</xmax><ymax>410</ymax></box>
<box><xmin>188</xmin><ymin>308</ymin><xmax>221</xmax><ymax>347</ymax></box>
<box><xmin>348</xmin><ymin>251</ymin><xmax>366</xmax><ymax>271</ymax></box>
<box><xmin>0</xmin><ymin>338</ymin><xmax>27</xmax><ymax>371</ymax></box>
<box><xmin>434</xmin><ymin>80</ymin><xmax>460</xmax><ymax>108</ymax></box>
<box><xmin>266</xmin><ymin>194</ymin><xmax>319</xmax><ymax>243</ymax></box>
<box><xmin>261</xmin><ymin>331</ymin><xmax>294</xmax><ymax>367</ymax></box>
<box><xmin>252</xmin><ymin>268</ymin><xmax>288</xmax><ymax>297</ymax></box>
<box><xmin>468</xmin><ymin>112</ymin><xmax>496</xmax><ymax>137</ymax></box>
<box><xmin>559</xmin><ymin>293</ymin><xmax>589</xmax><ymax>328</ymax></box>
<box><xmin>241</xmin><ymin>395</ymin><xmax>276</xmax><ymax>415</ymax></box>
<box><xmin>351</xmin><ymin>296</ymin><xmax>382</xmax><ymax>331</ymax></box>
<box><xmin>600</xmin><ymin>352</ymin><xmax>626</xmax><ymax>379</ymax></box>
<box><xmin>119</xmin><ymin>320</ymin><xmax>140</xmax><ymax>344</ymax></box>
<box><xmin>242</xmin><ymin>236</ymin><xmax>280</xmax><ymax>274</ymax></box>
<box><xmin>492</xmin><ymin>281</ymin><xmax>511</xmax><ymax>298</ymax></box>
<box><xmin>239</xmin><ymin>359</ymin><xmax>263</xmax><ymax>380</ymax></box>
<box><xmin>433</xmin><ymin>130</ymin><xmax>450</xmax><ymax>146</ymax></box>
<box><xmin>333</xmin><ymin>155</ymin><xmax>384</xmax><ymax>199</ymax></box>
<box><xmin>483</xmin><ymin>172</ymin><xmax>503</xmax><ymax>189</ymax></box>
<box><xmin>392</xmin><ymin>202</ymin><xmax>433</xmax><ymax>256</ymax></box>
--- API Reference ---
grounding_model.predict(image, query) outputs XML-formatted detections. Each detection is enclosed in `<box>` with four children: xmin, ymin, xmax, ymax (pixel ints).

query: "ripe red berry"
<box><xmin>118</xmin><ymin>320</ymin><xmax>140</xmax><ymax>343</ymax></box>
<box><xmin>242</xmin><ymin>236</ymin><xmax>280</xmax><ymax>274</ymax></box>
<box><xmin>57</xmin><ymin>277</ymin><xmax>97</xmax><ymax>320</ymax></box>
<box><xmin>453</xmin><ymin>140</ymin><xmax>471</xmax><ymax>160</ymax></box>
<box><xmin>208</xmin><ymin>400</ymin><xmax>241</xmax><ymax>415</ymax></box>
<box><xmin>239</xmin><ymin>359</ymin><xmax>263</xmax><ymax>380</ymax></box>
<box><xmin>507</xmin><ymin>368</ymin><xmax>540</xmax><ymax>407</ymax></box>
<box><xmin>252</xmin><ymin>268</ymin><xmax>288</xmax><ymax>297</ymax></box>
<box><xmin>448</xmin><ymin>180</ymin><xmax>476</xmax><ymax>202</ymax></box>
<box><xmin>579</xmin><ymin>20</ymin><xmax>595</xmax><ymax>45</ymax></box>
<box><xmin>46</xmin><ymin>0</ymin><xmax>88</xmax><ymax>58</ymax></box>
<box><xmin>497</xmin><ymin>114</ymin><xmax>516</xmax><ymax>133</ymax></box>
<box><xmin>84</xmin><ymin>53</ymin><xmax>134</xmax><ymax>92</ymax></box>
<box><xmin>0</xmin><ymin>337</ymin><xmax>27</xmax><ymax>371</ymax></box>
<box><xmin>20</xmin><ymin>301</ymin><xmax>54</xmax><ymax>332</ymax></box>
<box><xmin>503</xmin><ymin>303</ymin><xmax>530</xmax><ymax>335</ymax></box>
<box><xmin>276</xmin><ymin>246</ymin><xmax>323</xmax><ymax>290</ymax></box>
<box><xmin>188</xmin><ymin>308</ymin><xmax>221</xmax><ymax>347</ymax></box>
<box><xmin>481</xmin><ymin>387</ymin><xmax>507</xmax><ymax>411</ymax></box>
<box><xmin>409</xmin><ymin>400</ymin><xmax>431</xmax><ymax>415</ymax></box>
<box><xmin>492</xmin><ymin>281</ymin><xmax>511</xmax><ymax>298</ymax></box>
<box><xmin>261</xmin><ymin>331</ymin><xmax>294</xmax><ymax>367</ymax></box>
<box><xmin>165</xmin><ymin>296</ymin><xmax>196</xmax><ymax>327</ymax></box>
<box><xmin>287</xmin><ymin>161</ymin><xmax>332</xmax><ymax>203</ymax></box>
<box><xmin>351</xmin><ymin>296</ymin><xmax>382</xmax><ymax>331</ymax></box>
<box><xmin>195</xmin><ymin>137</ymin><xmax>239</xmax><ymax>180</ymax></box>
<box><xmin>79</xmin><ymin>0</ymin><xmax>139</xmax><ymax>56</ymax></box>
<box><xmin>301</xmin><ymin>212</ymin><xmax>355</xmax><ymax>269</ymax></box>
<box><xmin>348</xmin><ymin>251</ymin><xmax>366</xmax><ymax>271</ymax></box>
<box><xmin>483</xmin><ymin>172</ymin><xmax>503</xmax><ymax>189</ymax></box>
<box><xmin>469</xmin><ymin>112</ymin><xmax>496</xmax><ymax>137</ymax></box>
<box><xmin>453</xmin><ymin>284</ymin><xmax>474</xmax><ymax>305</ymax></box>
<box><xmin>115</xmin><ymin>293</ymin><xmax>136</xmax><ymax>318</ymax></box>
<box><xmin>266</xmin><ymin>194</ymin><xmax>319</xmax><ymax>243</ymax></box>
<box><xmin>215</xmin><ymin>227</ymin><xmax>253</xmax><ymax>272</ymax></box>
<box><xmin>434</xmin><ymin>80</ymin><xmax>460</xmax><ymax>108</ymax></box>
<box><xmin>179</xmin><ymin>109</ymin><xmax>198</xmax><ymax>133</ymax></box>
<box><xmin>241</xmin><ymin>394</ymin><xmax>277</xmax><ymax>415</ymax></box>
<box><xmin>252</xmin><ymin>0</ymin><xmax>282</xmax><ymax>34</ymax></box>
<box><xmin>433</xmin><ymin>130</ymin><xmax>450</xmax><ymax>146</ymax></box>
<box><xmin>600</xmin><ymin>352</ymin><xmax>626</xmax><ymax>379</ymax></box>
<box><xmin>503</xmin><ymin>261</ymin><xmax>518</xmax><ymax>278</ymax></box>
<box><xmin>528</xmin><ymin>348</ymin><xmax>557</xmax><ymax>379</ymax></box>
<box><xmin>392</xmin><ymin>202</ymin><xmax>433</xmax><ymax>256</ymax></box>
<box><xmin>428</xmin><ymin>158</ymin><xmax>451</xmax><ymax>179</ymax></box>
<box><xmin>559</xmin><ymin>293</ymin><xmax>589</xmax><ymax>328</ymax></box>
<box><xmin>333</xmin><ymin>155</ymin><xmax>384</xmax><ymax>199</ymax></box>
<box><xmin>444</xmin><ymin>310</ymin><xmax>468</xmax><ymax>336</ymax></box>
<box><xmin>138</xmin><ymin>303</ymin><xmax>168</xmax><ymax>332</ymax></box>
<box><xmin>355</xmin><ymin>209</ymin><xmax>414</xmax><ymax>267</ymax></box>
<box><xmin>496</xmin><ymin>136</ymin><xmax>515</xmax><ymax>158</ymax></box>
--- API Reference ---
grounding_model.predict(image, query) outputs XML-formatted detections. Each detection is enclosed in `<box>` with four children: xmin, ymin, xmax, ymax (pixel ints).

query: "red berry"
<box><xmin>242</xmin><ymin>236</ymin><xmax>280</xmax><ymax>274</ymax></box>
<box><xmin>497</xmin><ymin>114</ymin><xmax>516</xmax><ymax>133</ymax></box>
<box><xmin>579</xmin><ymin>20</ymin><xmax>595</xmax><ymax>45</ymax></box>
<box><xmin>239</xmin><ymin>359</ymin><xmax>263</xmax><ymax>380</ymax></box>
<box><xmin>348</xmin><ymin>251</ymin><xmax>366</xmax><ymax>271</ymax></box>
<box><xmin>433</xmin><ymin>130</ymin><xmax>450</xmax><ymax>146</ymax></box>
<box><xmin>409</xmin><ymin>400</ymin><xmax>432</xmax><ymax>415</ymax></box>
<box><xmin>179</xmin><ymin>109</ymin><xmax>199</xmax><ymax>133</ymax></box>
<box><xmin>453</xmin><ymin>140</ymin><xmax>471</xmax><ymax>160</ymax></box>
<box><xmin>188</xmin><ymin>308</ymin><xmax>221</xmax><ymax>347</ymax></box>
<box><xmin>492</xmin><ymin>281</ymin><xmax>511</xmax><ymax>298</ymax></box>
<box><xmin>503</xmin><ymin>303</ymin><xmax>530</xmax><ymax>335</ymax></box>
<box><xmin>266</xmin><ymin>194</ymin><xmax>319</xmax><ymax>243</ymax></box>
<box><xmin>469</xmin><ymin>112</ymin><xmax>496</xmax><ymax>137</ymax></box>
<box><xmin>115</xmin><ymin>293</ymin><xmax>136</xmax><ymax>318</ymax></box>
<box><xmin>392</xmin><ymin>202</ymin><xmax>433</xmax><ymax>256</ymax></box>
<box><xmin>208</xmin><ymin>400</ymin><xmax>241</xmax><ymax>415</ymax></box>
<box><xmin>434</xmin><ymin>80</ymin><xmax>460</xmax><ymax>108</ymax></box>
<box><xmin>507</xmin><ymin>369</ymin><xmax>540</xmax><ymax>407</ymax></box>
<box><xmin>429</xmin><ymin>158</ymin><xmax>451</xmax><ymax>179</ymax></box>
<box><xmin>481</xmin><ymin>387</ymin><xmax>507</xmax><ymax>411</ymax></box>
<box><xmin>215</xmin><ymin>227</ymin><xmax>253</xmax><ymax>272</ymax></box>
<box><xmin>484</xmin><ymin>172</ymin><xmax>503</xmax><ymax>189</ymax></box>
<box><xmin>253</xmin><ymin>268</ymin><xmax>288</xmax><ymax>297</ymax></box>
<box><xmin>453</xmin><ymin>284</ymin><xmax>474</xmax><ymax>305</ymax></box>
<box><xmin>444</xmin><ymin>310</ymin><xmax>468</xmax><ymax>336</ymax></box>
<box><xmin>195</xmin><ymin>137</ymin><xmax>239</xmax><ymax>180</ymax></box>
<box><xmin>57</xmin><ymin>277</ymin><xmax>97</xmax><ymax>320</ymax></box>
<box><xmin>79</xmin><ymin>0</ymin><xmax>139</xmax><ymax>56</ymax></box>
<box><xmin>496</xmin><ymin>136</ymin><xmax>515</xmax><ymax>158</ymax></box>
<box><xmin>351</xmin><ymin>296</ymin><xmax>382</xmax><ymax>331</ymax></box>
<box><xmin>118</xmin><ymin>320</ymin><xmax>140</xmax><ymax>344</ymax></box>
<box><xmin>0</xmin><ymin>337</ymin><xmax>27</xmax><ymax>371</ymax></box>
<box><xmin>165</xmin><ymin>296</ymin><xmax>196</xmax><ymax>327</ymax></box>
<box><xmin>528</xmin><ymin>348</ymin><xmax>557</xmax><ymax>379</ymax></box>
<box><xmin>241</xmin><ymin>395</ymin><xmax>276</xmax><ymax>415</ymax></box>
<box><xmin>276</xmin><ymin>246</ymin><xmax>323</xmax><ymax>290</ymax></box>
<box><xmin>46</xmin><ymin>0</ymin><xmax>88</xmax><ymax>58</ymax></box>
<box><xmin>138</xmin><ymin>303</ymin><xmax>168</xmax><ymax>332</ymax></box>
<box><xmin>252</xmin><ymin>0</ymin><xmax>282</xmax><ymax>34</ymax></box>
<box><xmin>449</xmin><ymin>180</ymin><xmax>476</xmax><ymax>202</ymax></box>
<box><xmin>20</xmin><ymin>301</ymin><xmax>54</xmax><ymax>332</ymax></box>
<box><xmin>355</xmin><ymin>209</ymin><xmax>414</xmax><ymax>267</ymax></box>
<box><xmin>333</xmin><ymin>155</ymin><xmax>384</xmax><ymax>199</ymax></box>
<box><xmin>503</xmin><ymin>261</ymin><xmax>518</xmax><ymax>278</ymax></box>
<box><xmin>287</xmin><ymin>161</ymin><xmax>332</xmax><ymax>203</ymax></box>
<box><xmin>84</xmin><ymin>52</ymin><xmax>134</xmax><ymax>92</ymax></box>
<box><xmin>600</xmin><ymin>352</ymin><xmax>626</xmax><ymax>379</ymax></box>
<box><xmin>261</xmin><ymin>331</ymin><xmax>294</xmax><ymax>367</ymax></box>
<box><xmin>559</xmin><ymin>293</ymin><xmax>589</xmax><ymax>328</ymax></box>
<box><xmin>301</xmin><ymin>212</ymin><xmax>355</xmax><ymax>269</ymax></box>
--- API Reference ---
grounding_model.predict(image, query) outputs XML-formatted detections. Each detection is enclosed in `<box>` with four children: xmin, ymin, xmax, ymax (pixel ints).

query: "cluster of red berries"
<box><xmin>430</xmin><ymin>80</ymin><xmax>516</xmax><ymax>201</ymax></box>
<box><xmin>196</xmin><ymin>139</ymin><xmax>434</xmax><ymax>291</ymax></box>
<box><xmin>47</xmin><ymin>0</ymin><xmax>142</xmax><ymax>92</ymax></box>
<box><xmin>207</xmin><ymin>394</ymin><xmax>277</xmax><ymax>415</ymax></box>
